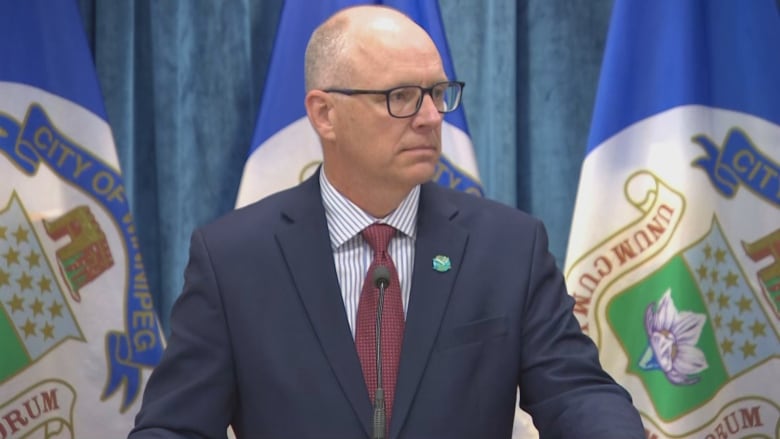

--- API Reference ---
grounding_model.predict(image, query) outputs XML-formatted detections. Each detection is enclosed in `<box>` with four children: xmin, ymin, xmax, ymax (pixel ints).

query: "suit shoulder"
<box><xmin>197</xmin><ymin>185</ymin><xmax>304</xmax><ymax>241</ymax></box>
<box><xmin>432</xmin><ymin>184</ymin><xmax>541</xmax><ymax>229</ymax></box>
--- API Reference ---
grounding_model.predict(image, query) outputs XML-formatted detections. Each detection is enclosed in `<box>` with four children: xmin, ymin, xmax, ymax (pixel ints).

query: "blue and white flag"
<box><xmin>234</xmin><ymin>0</ymin><xmax>482</xmax><ymax>207</ymax></box>
<box><xmin>0</xmin><ymin>2</ymin><xmax>164</xmax><ymax>437</ymax></box>
<box><xmin>564</xmin><ymin>1</ymin><xmax>779</xmax><ymax>437</ymax></box>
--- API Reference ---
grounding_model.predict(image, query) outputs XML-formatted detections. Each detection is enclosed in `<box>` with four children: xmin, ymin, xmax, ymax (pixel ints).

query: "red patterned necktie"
<box><xmin>355</xmin><ymin>223</ymin><xmax>405</xmax><ymax>427</ymax></box>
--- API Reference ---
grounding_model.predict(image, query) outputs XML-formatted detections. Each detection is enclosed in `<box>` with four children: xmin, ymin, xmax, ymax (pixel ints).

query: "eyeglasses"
<box><xmin>322</xmin><ymin>81</ymin><xmax>464</xmax><ymax>118</ymax></box>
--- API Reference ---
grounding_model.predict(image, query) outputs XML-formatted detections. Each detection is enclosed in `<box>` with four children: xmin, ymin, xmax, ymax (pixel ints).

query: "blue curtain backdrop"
<box><xmin>76</xmin><ymin>0</ymin><xmax>613</xmax><ymax>329</ymax></box>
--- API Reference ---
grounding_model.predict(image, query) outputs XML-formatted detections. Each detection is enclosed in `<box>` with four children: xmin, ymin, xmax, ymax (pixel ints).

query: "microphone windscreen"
<box><xmin>372</xmin><ymin>265</ymin><xmax>391</xmax><ymax>288</ymax></box>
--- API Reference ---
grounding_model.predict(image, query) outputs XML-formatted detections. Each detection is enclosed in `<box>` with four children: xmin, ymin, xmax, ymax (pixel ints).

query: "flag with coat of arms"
<box><xmin>234</xmin><ymin>0</ymin><xmax>483</xmax><ymax>208</ymax></box>
<box><xmin>0</xmin><ymin>1</ymin><xmax>164</xmax><ymax>437</ymax></box>
<box><xmin>564</xmin><ymin>1</ymin><xmax>780</xmax><ymax>438</ymax></box>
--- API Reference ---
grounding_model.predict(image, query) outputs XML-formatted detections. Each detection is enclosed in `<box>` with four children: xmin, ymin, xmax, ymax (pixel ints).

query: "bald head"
<box><xmin>304</xmin><ymin>5</ymin><xmax>441</xmax><ymax>91</ymax></box>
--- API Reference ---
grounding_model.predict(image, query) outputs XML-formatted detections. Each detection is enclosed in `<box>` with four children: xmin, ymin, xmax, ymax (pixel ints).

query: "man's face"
<box><xmin>328</xmin><ymin>36</ymin><xmax>447</xmax><ymax>194</ymax></box>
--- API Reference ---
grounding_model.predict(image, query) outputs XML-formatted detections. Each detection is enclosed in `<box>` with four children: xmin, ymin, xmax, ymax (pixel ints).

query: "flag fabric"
<box><xmin>234</xmin><ymin>0</ymin><xmax>483</xmax><ymax>208</ymax></box>
<box><xmin>0</xmin><ymin>2</ymin><xmax>164</xmax><ymax>437</ymax></box>
<box><xmin>564</xmin><ymin>1</ymin><xmax>779</xmax><ymax>438</ymax></box>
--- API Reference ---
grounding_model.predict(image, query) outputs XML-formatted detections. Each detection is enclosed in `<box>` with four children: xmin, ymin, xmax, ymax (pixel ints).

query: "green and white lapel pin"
<box><xmin>432</xmin><ymin>255</ymin><xmax>451</xmax><ymax>272</ymax></box>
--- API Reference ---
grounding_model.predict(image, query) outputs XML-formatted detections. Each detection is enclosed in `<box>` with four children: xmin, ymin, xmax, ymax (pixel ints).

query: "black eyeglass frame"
<box><xmin>322</xmin><ymin>80</ymin><xmax>465</xmax><ymax>118</ymax></box>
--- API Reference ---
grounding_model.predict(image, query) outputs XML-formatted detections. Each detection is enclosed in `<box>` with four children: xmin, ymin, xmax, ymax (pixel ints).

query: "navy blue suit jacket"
<box><xmin>130</xmin><ymin>173</ymin><xmax>645</xmax><ymax>438</ymax></box>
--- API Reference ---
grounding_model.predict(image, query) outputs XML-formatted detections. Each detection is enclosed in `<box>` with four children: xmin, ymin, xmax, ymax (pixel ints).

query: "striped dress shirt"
<box><xmin>320</xmin><ymin>170</ymin><xmax>418</xmax><ymax>337</ymax></box>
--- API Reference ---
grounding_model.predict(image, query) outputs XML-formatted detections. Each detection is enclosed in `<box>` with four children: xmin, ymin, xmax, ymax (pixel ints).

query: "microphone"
<box><xmin>371</xmin><ymin>265</ymin><xmax>391</xmax><ymax>439</ymax></box>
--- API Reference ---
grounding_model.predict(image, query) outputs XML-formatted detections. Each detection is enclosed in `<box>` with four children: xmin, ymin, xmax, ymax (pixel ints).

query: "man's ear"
<box><xmin>305</xmin><ymin>90</ymin><xmax>336</xmax><ymax>141</ymax></box>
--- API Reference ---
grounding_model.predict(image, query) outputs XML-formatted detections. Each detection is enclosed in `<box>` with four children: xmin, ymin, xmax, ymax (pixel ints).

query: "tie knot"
<box><xmin>361</xmin><ymin>223</ymin><xmax>396</xmax><ymax>253</ymax></box>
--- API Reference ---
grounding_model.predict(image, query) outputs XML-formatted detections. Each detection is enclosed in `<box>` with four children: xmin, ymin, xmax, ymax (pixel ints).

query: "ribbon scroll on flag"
<box><xmin>564</xmin><ymin>1</ymin><xmax>780</xmax><ymax>438</ymax></box>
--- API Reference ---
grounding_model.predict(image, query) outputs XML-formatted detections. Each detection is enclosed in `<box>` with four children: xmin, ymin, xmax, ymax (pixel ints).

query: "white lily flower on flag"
<box><xmin>640</xmin><ymin>290</ymin><xmax>709</xmax><ymax>385</ymax></box>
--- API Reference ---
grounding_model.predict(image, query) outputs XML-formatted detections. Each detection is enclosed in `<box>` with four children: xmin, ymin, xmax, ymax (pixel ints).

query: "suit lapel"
<box><xmin>390</xmin><ymin>184</ymin><xmax>468</xmax><ymax>437</ymax></box>
<box><xmin>274</xmin><ymin>173</ymin><xmax>372</xmax><ymax>437</ymax></box>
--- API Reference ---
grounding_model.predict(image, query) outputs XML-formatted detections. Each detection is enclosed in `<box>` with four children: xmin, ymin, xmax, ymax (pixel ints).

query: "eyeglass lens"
<box><xmin>388</xmin><ymin>83</ymin><xmax>461</xmax><ymax>117</ymax></box>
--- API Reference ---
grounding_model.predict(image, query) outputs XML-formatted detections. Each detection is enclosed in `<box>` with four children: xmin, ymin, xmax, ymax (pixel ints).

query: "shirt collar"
<box><xmin>320</xmin><ymin>169</ymin><xmax>419</xmax><ymax>249</ymax></box>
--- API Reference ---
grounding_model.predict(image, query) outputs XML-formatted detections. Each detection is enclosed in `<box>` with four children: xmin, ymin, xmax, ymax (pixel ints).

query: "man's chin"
<box><xmin>408</xmin><ymin>163</ymin><xmax>439</xmax><ymax>186</ymax></box>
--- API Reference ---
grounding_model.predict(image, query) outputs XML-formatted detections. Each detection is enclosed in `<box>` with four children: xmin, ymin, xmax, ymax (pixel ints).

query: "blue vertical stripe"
<box><xmin>0</xmin><ymin>1</ymin><xmax>106</xmax><ymax>119</ymax></box>
<box><xmin>587</xmin><ymin>0</ymin><xmax>780</xmax><ymax>152</ymax></box>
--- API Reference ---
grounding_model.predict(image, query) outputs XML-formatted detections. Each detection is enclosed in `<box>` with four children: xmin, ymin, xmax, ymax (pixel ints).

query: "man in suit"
<box><xmin>129</xmin><ymin>5</ymin><xmax>645</xmax><ymax>439</ymax></box>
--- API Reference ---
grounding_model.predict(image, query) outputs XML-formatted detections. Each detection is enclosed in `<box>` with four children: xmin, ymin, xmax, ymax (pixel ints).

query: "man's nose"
<box><xmin>414</xmin><ymin>93</ymin><xmax>443</xmax><ymax>123</ymax></box>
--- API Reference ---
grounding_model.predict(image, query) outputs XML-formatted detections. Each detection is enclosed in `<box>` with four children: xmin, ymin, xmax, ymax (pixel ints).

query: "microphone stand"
<box><xmin>372</xmin><ymin>267</ymin><xmax>390</xmax><ymax>439</ymax></box>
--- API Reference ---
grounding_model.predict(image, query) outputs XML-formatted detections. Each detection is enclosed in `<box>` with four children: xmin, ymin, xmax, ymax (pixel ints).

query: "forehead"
<box><xmin>350</xmin><ymin>36</ymin><xmax>446</xmax><ymax>87</ymax></box>
<box><xmin>333</xmin><ymin>9</ymin><xmax>445</xmax><ymax>85</ymax></box>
